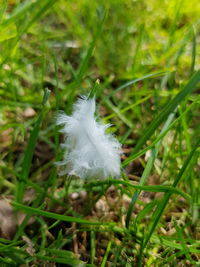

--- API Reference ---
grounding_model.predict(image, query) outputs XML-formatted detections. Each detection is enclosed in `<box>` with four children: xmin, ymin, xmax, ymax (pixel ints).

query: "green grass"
<box><xmin>0</xmin><ymin>0</ymin><xmax>200</xmax><ymax>266</ymax></box>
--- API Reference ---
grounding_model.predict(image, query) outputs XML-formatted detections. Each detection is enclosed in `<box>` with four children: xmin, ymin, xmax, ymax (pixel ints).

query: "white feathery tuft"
<box><xmin>56</xmin><ymin>96</ymin><xmax>122</xmax><ymax>179</ymax></box>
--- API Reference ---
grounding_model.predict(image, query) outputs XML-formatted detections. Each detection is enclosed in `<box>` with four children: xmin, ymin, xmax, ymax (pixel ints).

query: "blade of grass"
<box><xmin>104</xmin><ymin>95</ymin><xmax>151</xmax><ymax>121</ymax></box>
<box><xmin>166</xmin><ymin>0</ymin><xmax>182</xmax><ymax>50</ymax></box>
<box><xmin>174</xmin><ymin>223</ymin><xmax>195</xmax><ymax>264</ymax></box>
<box><xmin>137</xmin><ymin>227</ymin><xmax>145</xmax><ymax>267</ymax></box>
<box><xmin>0</xmin><ymin>0</ymin><xmax>34</xmax><ymax>27</ymax></box>
<box><xmin>123</xmin><ymin>94</ymin><xmax>200</xmax><ymax>166</ymax></box>
<box><xmin>12</xmin><ymin>201</ymin><xmax>115</xmax><ymax>226</ymax></box>
<box><xmin>0</xmin><ymin>256</ymin><xmax>13</xmax><ymax>264</ymax></box>
<box><xmin>34</xmin><ymin>254</ymin><xmax>95</xmax><ymax>266</ymax></box>
<box><xmin>108</xmin><ymin>71</ymin><xmax>168</xmax><ymax>98</ymax></box>
<box><xmin>0</xmin><ymin>0</ymin><xmax>7</xmax><ymax>23</ymax></box>
<box><xmin>131</xmin><ymin>23</ymin><xmax>144</xmax><ymax>74</ymax></box>
<box><xmin>86</xmin><ymin>179</ymin><xmax>190</xmax><ymax>201</ymax></box>
<box><xmin>100</xmin><ymin>241</ymin><xmax>112</xmax><ymax>267</ymax></box>
<box><xmin>133</xmin><ymin>70</ymin><xmax>200</xmax><ymax>154</ymax></box>
<box><xmin>125</xmin><ymin>111</ymin><xmax>176</xmax><ymax>228</ymax></box>
<box><xmin>190</xmin><ymin>27</ymin><xmax>196</xmax><ymax>76</ymax></box>
<box><xmin>90</xmin><ymin>231</ymin><xmax>96</xmax><ymax>265</ymax></box>
<box><xmin>134</xmin><ymin>200</ymin><xmax>158</xmax><ymax>225</ymax></box>
<box><xmin>77</xmin><ymin>10</ymin><xmax>107</xmax><ymax>81</ymax></box>
<box><xmin>143</xmin><ymin>135</ymin><xmax>200</xmax><ymax>248</ymax></box>
<box><xmin>1</xmin><ymin>0</ymin><xmax>56</xmax><ymax>62</ymax></box>
<box><xmin>105</xmin><ymin>99</ymin><xmax>133</xmax><ymax>128</ymax></box>
<box><xmin>151</xmin><ymin>234</ymin><xmax>200</xmax><ymax>253</ymax></box>
<box><xmin>64</xmin><ymin>12</ymin><xmax>106</xmax><ymax>105</ymax></box>
<box><xmin>16</xmin><ymin>0</ymin><xmax>57</xmax><ymax>40</ymax></box>
<box><xmin>15</xmin><ymin>88</ymin><xmax>50</xmax><ymax>203</ymax></box>
<box><xmin>0</xmin><ymin>241</ymin><xmax>23</xmax><ymax>252</ymax></box>
<box><xmin>45</xmin><ymin>248</ymin><xmax>90</xmax><ymax>266</ymax></box>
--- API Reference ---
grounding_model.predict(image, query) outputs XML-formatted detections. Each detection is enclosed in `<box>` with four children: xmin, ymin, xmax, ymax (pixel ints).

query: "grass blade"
<box><xmin>12</xmin><ymin>201</ymin><xmax>114</xmax><ymax>226</ymax></box>
<box><xmin>123</xmin><ymin>94</ymin><xmax>200</xmax><ymax>166</ymax></box>
<box><xmin>100</xmin><ymin>241</ymin><xmax>112</xmax><ymax>267</ymax></box>
<box><xmin>77</xmin><ymin>10</ymin><xmax>106</xmax><ymax>81</ymax></box>
<box><xmin>143</xmin><ymin>135</ymin><xmax>200</xmax><ymax>248</ymax></box>
<box><xmin>190</xmin><ymin>27</ymin><xmax>196</xmax><ymax>76</ymax></box>
<box><xmin>15</xmin><ymin>89</ymin><xmax>50</xmax><ymax>203</ymax></box>
<box><xmin>108</xmin><ymin>71</ymin><xmax>168</xmax><ymax>98</ymax></box>
<box><xmin>125</xmin><ymin>111</ymin><xmax>176</xmax><ymax>228</ymax></box>
<box><xmin>86</xmin><ymin>179</ymin><xmax>190</xmax><ymax>201</ymax></box>
<box><xmin>133</xmin><ymin>70</ymin><xmax>200</xmax><ymax>153</ymax></box>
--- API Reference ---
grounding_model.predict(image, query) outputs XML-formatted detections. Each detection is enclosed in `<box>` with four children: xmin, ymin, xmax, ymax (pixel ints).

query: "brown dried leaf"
<box><xmin>0</xmin><ymin>199</ymin><xmax>16</xmax><ymax>239</ymax></box>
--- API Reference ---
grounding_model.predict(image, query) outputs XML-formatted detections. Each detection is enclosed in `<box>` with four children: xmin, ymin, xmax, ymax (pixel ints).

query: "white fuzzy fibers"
<box><xmin>56</xmin><ymin>96</ymin><xmax>122</xmax><ymax>179</ymax></box>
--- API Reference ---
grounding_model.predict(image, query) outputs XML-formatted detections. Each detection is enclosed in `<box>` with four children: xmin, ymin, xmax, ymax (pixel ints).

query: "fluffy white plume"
<box><xmin>56</xmin><ymin>96</ymin><xmax>122</xmax><ymax>179</ymax></box>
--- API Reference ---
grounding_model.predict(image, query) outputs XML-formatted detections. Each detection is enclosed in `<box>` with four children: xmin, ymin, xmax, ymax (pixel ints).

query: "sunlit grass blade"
<box><xmin>123</xmin><ymin>94</ymin><xmax>200</xmax><ymax>166</ymax></box>
<box><xmin>0</xmin><ymin>0</ymin><xmax>34</xmax><ymax>27</ymax></box>
<box><xmin>151</xmin><ymin>234</ymin><xmax>200</xmax><ymax>253</ymax></box>
<box><xmin>104</xmin><ymin>95</ymin><xmax>151</xmax><ymax>121</ymax></box>
<box><xmin>1</xmin><ymin>0</ymin><xmax>56</xmax><ymax>62</ymax></box>
<box><xmin>190</xmin><ymin>27</ymin><xmax>196</xmax><ymax>76</ymax></box>
<box><xmin>133</xmin><ymin>70</ymin><xmax>200</xmax><ymax>153</ymax></box>
<box><xmin>16</xmin><ymin>0</ymin><xmax>57</xmax><ymax>39</ymax></box>
<box><xmin>100</xmin><ymin>241</ymin><xmax>112</xmax><ymax>267</ymax></box>
<box><xmin>105</xmin><ymin>99</ymin><xmax>133</xmax><ymax>128</ymax></box>
<box><xmin>77</xmin><ymin>10</ymin><xmax>106</xmax><ymax>81</ymax></box>
<box><xmin>0</xmin><ymin>0</ymin><xmax>7</xmax><ymax>23</ymax></box>
<box><xmin>109</xmin><ymin>71</ymin><xmax>168</xmax><ymax>98</ymax></box>
<box><xmin>41</xmin><ymin>248</ymin><xmax>94</xmax><ymax>266</ymax></box>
